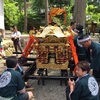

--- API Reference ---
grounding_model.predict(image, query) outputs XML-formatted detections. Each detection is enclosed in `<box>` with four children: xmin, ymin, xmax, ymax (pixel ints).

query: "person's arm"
<box><xmin>15</xmin><ymin>31</ymin><xmax>21</xmax><ymax>39</ymax></box>
<box><xmin>17</xmin><ymin>31</ymin><xmax>21</xmax><ymax>37</ymax></box>
<box><xmin>69</xmin><ymin>81</ymin><xmax>83</xmax><ymax>100</ymax></box>
<box><xmin>0</xmin><ymin>52</ymin><xmax>4</xmax><ymax>57</ymax></box>
<box><xmin>90</xmin><ymin>48</ymin><xmax>100</xmax><ymax>70</ymax></box>
<box><xmin>12</xmin><ymin>32</ymin><xmax>15</xmax><ymax>38</ymax></box>
<box><xmin>68</xmin><ymin>78</ymin><xmax>75</xmax><ymax>93</ymax></box>
<box><xmin>17</xmin><ymin>72</ymin><xmax>25</xmax><ymax>94</ymax></box>
<box><xmin>17</xmin><ymin>87</ymin><xmax>26</xmax><ymax>94</ymax></box>
<box><xmin>89</xmin><ymin>42</ymin><xmax>100</xmax><ymax>70</ymax></box>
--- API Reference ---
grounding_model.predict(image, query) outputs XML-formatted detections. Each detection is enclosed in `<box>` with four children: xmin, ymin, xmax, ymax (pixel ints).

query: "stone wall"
<box><xmin>2</xmin><ymin>39</ymin><xmax>14</xmax><ymax>56</ymax></box>
<box><xmin>2</xmin><ymin>35</ymin><xmax>29</xmax><ymax>56</ymax></box>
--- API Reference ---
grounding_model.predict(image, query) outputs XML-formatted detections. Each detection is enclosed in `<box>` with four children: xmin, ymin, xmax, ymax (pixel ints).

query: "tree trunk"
<box><xmin>73</xmin><ymin>0</ymin><xmax>86</xmax><ymax>28</ymax></box>
<box><xmin>24</xmin><ymin>0</ymin><xmax>27</xmax><ymax>32</ymax></box>
<box><xmin>45</xmin><ymin>0</ymin><xmax>49</xmax><ymax>26</ymax></box>
<box><xmin>18</xmin><ymin>0</ymin><xmax>23</xmax><ymax>31</ymax></box>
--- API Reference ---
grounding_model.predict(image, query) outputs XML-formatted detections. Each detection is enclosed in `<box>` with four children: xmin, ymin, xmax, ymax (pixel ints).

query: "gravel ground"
<box><xmin>28</xmin><ymin>79</ymin><xmax>67</xmax><ymax>100</ymax></box>
<box><xmin>27</xmin><ymin>69</ymin><xmax>67</xmax><ymax>100</ymax></box>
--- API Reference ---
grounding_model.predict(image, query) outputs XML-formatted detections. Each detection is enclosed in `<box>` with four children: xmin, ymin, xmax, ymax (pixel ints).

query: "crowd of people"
<box><xmin>66</xmin><ymin>21</ymin><xmax>100</xmax><ymax>100</ymax></box>
<box><xmin>0</xmin><ymin>21</ymin><xmax>100</xmax><ymax>100</ymax></box>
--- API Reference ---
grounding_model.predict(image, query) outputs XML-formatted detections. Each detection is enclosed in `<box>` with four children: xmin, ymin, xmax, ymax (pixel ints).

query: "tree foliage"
<box><xmin>4</xmin><ymin>0</ymin><xmax>19</xmax><ymax>28</ymax></box>
<box><xmin>4</xmin><ymin>0</ymin><xmax>100</xmax><ymax>31</ymax></box>
<box><xmin>86</xmin><ymin>0</ymin><xmax>100</xmax><ymax>23</ymax></box>
<box><xmin>88</xmin><ymin>0</ymin><xmax>100</xmax><ymax>13</ymax></box>
<box><xmin>49</xmin><ymin>0</ymin><xmax>70</xmax><ymax>8</ymax></box>
<box><xmin>31</xmin><ymin>0</ymin><xmax>45</xmax><ymax>14</ymax></box>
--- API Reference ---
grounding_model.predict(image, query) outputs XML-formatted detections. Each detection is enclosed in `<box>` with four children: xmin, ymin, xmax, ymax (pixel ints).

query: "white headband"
<box><xmin>78</xmin><ymin>36</ymin><xmax>91</xmax><ymax>43</ymax></box>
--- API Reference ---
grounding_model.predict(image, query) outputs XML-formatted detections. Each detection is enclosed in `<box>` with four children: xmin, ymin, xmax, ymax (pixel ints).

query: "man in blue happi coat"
<box><xmin>78</xmin><ymin>34</ymin><xmax>100</xmax><ymax>78</ymax></box>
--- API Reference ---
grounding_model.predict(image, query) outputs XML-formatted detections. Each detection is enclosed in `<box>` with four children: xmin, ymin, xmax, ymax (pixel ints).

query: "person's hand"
<box><xmin>68</xmin><ymin>78</ymin><xmax>75</xmax><ymax>87</ymax></box>
<box><xmin>14</xmin><ymin>36</ymin><xmax>17</xmax><ymax>39</ymax></box>
<box><xmin>68</xmin><ymin>78</ymin><xmax>75</xmax><ymax>93</ymax></box>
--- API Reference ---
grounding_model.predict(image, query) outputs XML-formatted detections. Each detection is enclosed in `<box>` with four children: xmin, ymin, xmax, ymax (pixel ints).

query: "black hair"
<box><xmin>6</xmin><ymin>56</ymin><xmax>17</xmax><ymax>68</ymax></box>
<box><xmin>70</xmin><ymin>21</ymin><xmax>76</xmax><ymax>26</ymax></box>
<box><xmin>18</xmin><ymin>56</ymin><xmax>27</xmax><ymax>65</ymax></box>
<box><xmin>51</xmin><ymin>22</ymin><xmax>57</xmax><ymax>26</ymax></box>
<box><xmin>76</xmin><ymin>61</ymin><xmax>90</xmax><ymax>73</ymax></box>
<box><xmin>76</xmin><ymin>24</ymin><xmax>83</xmax><ymax>34</ymax></box>
<box><xmin>13</xmin><ymin>25</ymin><xmax>17</xmax><ymax>30</ymax></box>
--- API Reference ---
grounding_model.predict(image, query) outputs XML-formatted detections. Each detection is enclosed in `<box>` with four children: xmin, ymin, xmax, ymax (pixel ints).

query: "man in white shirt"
<box><xmin>11</xmin><ymin>26</ymin><xmax>23</xmax><ymax>53</ymax></box>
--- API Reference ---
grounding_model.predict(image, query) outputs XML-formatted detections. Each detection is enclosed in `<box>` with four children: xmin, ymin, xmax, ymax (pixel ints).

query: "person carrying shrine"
<box><xmin>77</xmin><ymin>34</ymin><xmax>100</xmax><ymax>78</ymax></box>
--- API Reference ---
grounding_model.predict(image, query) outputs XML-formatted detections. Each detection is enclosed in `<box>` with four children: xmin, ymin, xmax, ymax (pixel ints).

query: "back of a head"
<box><xmin>6</xmin><ymin>56</ymin><xmax>17</xmax><ymax>68</ymax></box>
<box><xmin>70</xmin><ymin>21</ymin><xmax>76</xmax><ymax>26</ymax></box>
<box><xmin>76</xmin><ymin>61</ymin><xmax>90</xmax><ymax>73</ymax></box>
<box><xmin>13</xmin><ymin>25</ymin><xmax>18</xmax><ymax>32</ymax></box>
<box><xmin>18</xmin><ymin>56</ymin><xmax>27</xmax><ymax>65</ymax></box>
<box><xmin>76</xmin><ymin>24</ymin><xmax>84</xmax><ymax>35</ymax></box>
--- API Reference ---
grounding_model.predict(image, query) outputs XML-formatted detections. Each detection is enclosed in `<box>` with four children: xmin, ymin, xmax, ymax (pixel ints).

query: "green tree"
<box><xmin>31</xmin><ymin>0</ymin><xmax>45</xmax><ymax>14</ymax></box>
<box><xmin>88</xmin><ymin>0</ymin><xmax>100</xmax><ymax>13</ymax></box>
<box><xmin>30</xmin><ymin>0</ymin><xmax>73</xmax><ymax>27</ymax></box>
<box><xmin>86</xmin><ymin>0</ymin><xmax>100</xmax><ymax>23</ymax></box>
<box><xmin>4</xmin><ymin>0</ymin><xmax>21</xmax><ymax>29</ymax></box>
